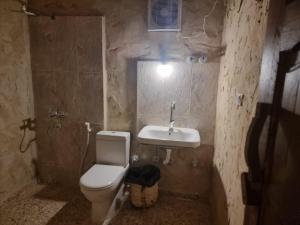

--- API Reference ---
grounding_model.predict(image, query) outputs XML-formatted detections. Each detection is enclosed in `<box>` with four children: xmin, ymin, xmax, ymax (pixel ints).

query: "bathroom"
<box><xmin>1</xmin><ymin>0</ymin><xmax>300</xmax><ymax>225</ymax></box>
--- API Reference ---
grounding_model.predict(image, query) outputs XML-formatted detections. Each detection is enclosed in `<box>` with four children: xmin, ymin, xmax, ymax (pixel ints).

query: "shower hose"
<box><xmin>80</xmin><ymin>123</ymin><xmax>91</xmax><ymax>175</ymax></box>
<box><xmin>19</xmin><ymin>128</ymin><xmax>36</xmax><ymax>153</ymax></box>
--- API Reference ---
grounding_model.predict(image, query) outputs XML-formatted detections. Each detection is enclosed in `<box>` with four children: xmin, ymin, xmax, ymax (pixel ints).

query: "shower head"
<box><xmin>21</xmin><ymin>4</ymin><xmax>36</xmax><ymax>16</ymax></box>
<box><xmin>10</xmin><ymin>0</ymin><xmax>37</xmax><ymax>16</ymax></box>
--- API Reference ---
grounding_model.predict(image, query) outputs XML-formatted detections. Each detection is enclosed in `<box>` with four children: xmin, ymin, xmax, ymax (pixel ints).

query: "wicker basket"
<box><xmin>129</xmin><ymin>182</ymin><xmax>158</xmax><ymax>207</ymax></box>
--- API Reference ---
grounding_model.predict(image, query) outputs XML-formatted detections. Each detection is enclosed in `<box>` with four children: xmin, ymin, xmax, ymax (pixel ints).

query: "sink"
<box><xmin>137</xmin><ymin>125</ymin><xmax>201</xmax><ymax>148</ymax></box>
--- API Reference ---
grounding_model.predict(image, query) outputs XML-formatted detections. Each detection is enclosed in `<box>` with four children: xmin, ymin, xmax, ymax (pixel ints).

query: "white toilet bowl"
<box><xmin>80</xmin><ymin>131</ymin><xmax>130</xmax><ymax>224</ymax></box>
<box><xmin>80</xmin><ymin>164</ymin><xmax>129</xmax><ymax>224</ymax></box>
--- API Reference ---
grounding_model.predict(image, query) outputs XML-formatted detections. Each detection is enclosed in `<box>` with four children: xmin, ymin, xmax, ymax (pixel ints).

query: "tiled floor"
<box><xmin>0</xmin><ymin>185</ymin><xmax>91</xmax><ymax>225</ymax></box>
<box><xmin>0</xmin><ymin>184</ymin><xmax>211</xmax><ymax>225</ymax></box>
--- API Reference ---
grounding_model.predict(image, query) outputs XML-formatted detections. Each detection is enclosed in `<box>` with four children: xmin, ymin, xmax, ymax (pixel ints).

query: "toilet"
<box><xmin>80</xmin><ymin>131</ymin><xmax>130</xmax><ymax>224</ymax></box>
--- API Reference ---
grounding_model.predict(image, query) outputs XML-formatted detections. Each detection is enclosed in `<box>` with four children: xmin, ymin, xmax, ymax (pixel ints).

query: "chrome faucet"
<box><xmin>169</xmin><ymin>101</ymin><xmax>176</xmax><ymax>134</ymax></box>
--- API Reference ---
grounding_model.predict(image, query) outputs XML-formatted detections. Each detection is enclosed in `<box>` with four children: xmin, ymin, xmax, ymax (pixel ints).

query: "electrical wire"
<box><xmin>181</xmin><ymin>0</ymin><xmax>219</xmax><ymax>40</ymax></box>
<box><xmin>203</xmin><ymin>0</ymin><xmax>218</xmax><ymax>37</ymax></box>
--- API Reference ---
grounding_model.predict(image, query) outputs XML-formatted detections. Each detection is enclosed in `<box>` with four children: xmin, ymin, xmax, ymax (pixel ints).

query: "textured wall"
<box><xmin>104</xmin><ymin>0</ymin><xmax>224</xmax><ymax>132</ymax></box>
<box><xmin>28</xmin><ymin>0</ymin><xmax>225</xmax><ymax>192</ymax></box>
<box><xmin>29</xmin><ymin>0</ymin><xmax>225</xmax><ymax>132</ymax></box>
<box><xmin>0</xmin><ymin>0</ymin><xmax>36</xmax><ymax>204</ymax></box>
<box><xmin>29</xmin><ymin>16</ymin><xmax>104</xmax><ymax>185</ymax></box>
<box><xmin>213</xmin><ymin>0</ymin><xmax>270</xmax><ymax>224</ymax></box>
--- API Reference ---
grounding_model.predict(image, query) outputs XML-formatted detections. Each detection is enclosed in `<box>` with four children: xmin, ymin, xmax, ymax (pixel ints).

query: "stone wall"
<box><xmin>104</xmin><ymin>0</ymin><xmax>225</xmax><ymax>132</ymax></box>
<box><xmin>212</xmin><ymin>0</ymin><xmax>271</xmax><ymax>224</ymax></box>
<box><xmin>29</xmin><ymin>0</ymin><xmax>225</xmax><ymax>132</ymax></box>
<box><xmin>28</xmin><ymin>0</ymin><xmax>225</xmax><ymax>192</ymax></box>
<box><xmin>0</xmin><ymin>0</ymin><xmax>36</xmax><ymax>204</ymax></box>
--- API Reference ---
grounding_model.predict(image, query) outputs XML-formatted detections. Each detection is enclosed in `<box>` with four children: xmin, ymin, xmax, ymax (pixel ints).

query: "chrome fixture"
<box><xmin>21</xmin><ymin>2</ymin><xmax>36</xmax><ymax>16</ymax></box>
<box><xmin>47</xmin><ymin>109</ymin><xmax>67</xmax><ymax>135</ymax></box>
<box><xmin>49</xmin><ymin>110</ymin><xmax>66</xmax><ymax>119</ymax></box>
<box><xmin>11</xmin><ymin>0</ymin><xmax>37</xmax><ymax>16</ymax></box>
<box><xmin>169</xmin><ymin>101</ymin><xmax>176</xmax><ymax>135</ymax></box>
<box><xmin>80</xmin><ymin>122</ymin><xmax>92</xmax><ymax>175</ymax></box>
<box><xmin>49</xmin><ymin>110</ymin><xmax>67</xmax><ymax>128</ymax></box>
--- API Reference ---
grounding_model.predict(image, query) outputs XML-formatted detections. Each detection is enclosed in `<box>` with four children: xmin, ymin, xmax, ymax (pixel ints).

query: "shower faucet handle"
<box><xmin>20</xmin><ymin>118</ymin><xmax>36</xmax><ymax>131</ymax></box>
<box><xmin>49</xmin><ymin>110</ymin><xmax>67</xmax><ymax>119</ymax></box>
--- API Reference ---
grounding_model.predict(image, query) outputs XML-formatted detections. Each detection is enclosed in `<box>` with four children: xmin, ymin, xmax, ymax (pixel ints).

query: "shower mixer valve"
<box><xmin>20</xmin><ymin>118</ymin><xmax>36</xmax><ymax>131</ymax></box>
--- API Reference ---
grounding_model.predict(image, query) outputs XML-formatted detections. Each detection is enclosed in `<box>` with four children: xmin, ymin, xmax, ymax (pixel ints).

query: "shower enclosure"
<box><xmin>29</xmin><ymin>16</ymin><xmax>105</xmax><ymax>185</ymax></box>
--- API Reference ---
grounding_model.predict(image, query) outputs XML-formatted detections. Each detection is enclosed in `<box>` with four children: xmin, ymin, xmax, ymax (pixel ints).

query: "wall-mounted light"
<box><xmin>156</xmin><ymin>63</ymin><xmax>173</xmax><ymax>78</ymax></box>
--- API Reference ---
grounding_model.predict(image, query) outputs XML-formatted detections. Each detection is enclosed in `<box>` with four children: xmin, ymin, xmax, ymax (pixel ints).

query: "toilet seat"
<box><xmin>80</xmin><ymin>164</ymin><xmax>126</xmax><ymax>190</ymax></box>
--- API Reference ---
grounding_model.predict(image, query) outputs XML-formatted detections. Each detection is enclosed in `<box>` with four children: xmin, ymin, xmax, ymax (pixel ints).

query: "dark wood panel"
<box><xmin>282</xmin><ymin>68</ymin><xmax>300</xmax><ymax>114</ymax></box>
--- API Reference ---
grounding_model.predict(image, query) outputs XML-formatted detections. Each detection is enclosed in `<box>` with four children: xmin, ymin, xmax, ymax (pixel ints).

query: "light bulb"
<box><xmin>156</xmin><ymin>63</ymin><xmax>173</xmax><ymax>78</ymax></box>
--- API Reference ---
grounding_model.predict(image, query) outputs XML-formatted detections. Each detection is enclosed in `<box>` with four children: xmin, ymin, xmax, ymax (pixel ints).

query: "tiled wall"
<box><xmin>0</xmin><ymin>0</ymin><xmax>36</xmax><ymax>204</ymax></box>
<box><xmin>136</xmin><ymin>61</ymin><xmax>218</xmax><ymax>196</ymax></box>
<box><xmin>137</xmin><ymin>61</ymin><xmax>219</xmax><ymax>145</ymax></box>
<box><xmin>29</xmin><ymin>16</ymin><xmax>104</xmax><ymax>185</ymax></box>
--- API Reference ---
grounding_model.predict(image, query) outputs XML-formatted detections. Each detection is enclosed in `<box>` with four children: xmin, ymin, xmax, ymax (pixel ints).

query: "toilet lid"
<box><xmin>80</xmin><ymin>164</ymin><xmax>125</xmax><ymax>190</ymax></box>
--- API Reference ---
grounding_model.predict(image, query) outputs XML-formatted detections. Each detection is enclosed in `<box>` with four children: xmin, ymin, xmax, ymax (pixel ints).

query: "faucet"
<box><xmin>169</xmin><ymin>101</ymin><xmax>176</xmax><ymax>134</ymax></box>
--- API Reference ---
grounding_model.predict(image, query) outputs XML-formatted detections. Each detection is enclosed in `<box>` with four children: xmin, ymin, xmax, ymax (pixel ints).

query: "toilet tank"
<box><xmin>96</xmin><ymin>131</ymin><xmax>130</xmax><ymax>167</ymax></box>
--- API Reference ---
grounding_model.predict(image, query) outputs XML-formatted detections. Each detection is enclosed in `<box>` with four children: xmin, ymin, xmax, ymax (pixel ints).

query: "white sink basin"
<box><xmin>137</xmin><ymin>125</ymin><xmax>200</xmax><ymax>148</ymax></box>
